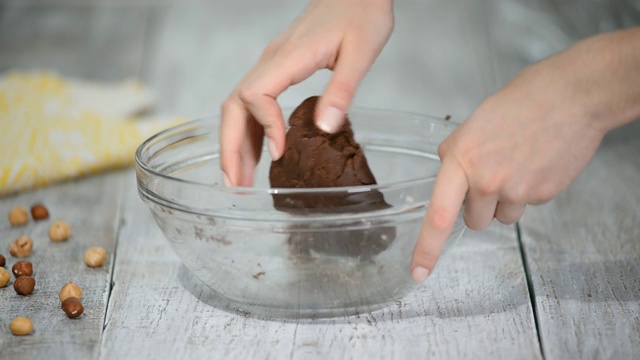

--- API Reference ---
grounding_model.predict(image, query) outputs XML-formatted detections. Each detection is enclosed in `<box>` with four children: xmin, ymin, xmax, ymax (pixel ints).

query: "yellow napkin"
<box><xmin>0</xmin><ymin>71</ymin><xmax>185</xmax><ymax>196</ymax></box>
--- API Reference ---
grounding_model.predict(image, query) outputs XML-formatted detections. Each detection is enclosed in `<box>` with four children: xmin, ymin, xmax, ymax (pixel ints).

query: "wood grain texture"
<box><xmin>519</xmin><ymin>121</ymin><xmax>640</xmax><ymax>359</ymax></box>
<box><xmin>0</xmin><ymin>170</ymin><xmax>126</xmax><ymax>359</ymax></box>
<box><xmin>0</xmin><ymin>2</ymin><xmax>149</xmax><ymax>81</ymax></box>
<box><xmin>100</xmin><ymin>171</ymin><xmax>540</xmax><ymax>359</ymax></box>
<box><xmin>0</xmin><ymin>2</ymin><xmax>145</xmax><ymax>358</ymax></box>
<box><xmin>141</xmin><ymin>0</ymin><xmax>515</xmax><ymax>122</ymax></box>
<box><xmin>3</xmin><ymin>0</ymin><xmax>638</xmax><ymax>358</ymax></box>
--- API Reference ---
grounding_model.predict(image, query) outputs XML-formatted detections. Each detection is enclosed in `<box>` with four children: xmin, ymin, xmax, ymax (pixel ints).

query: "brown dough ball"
<box><xmin>269</xmin><ymin>96</ymin><xmax>395</xmax><ymax>259</ymax></box>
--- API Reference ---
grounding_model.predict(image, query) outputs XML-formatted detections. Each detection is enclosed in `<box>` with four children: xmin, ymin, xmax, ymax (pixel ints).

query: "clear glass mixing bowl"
<box><xmin>135</xmin><ymin>109</ymin><xmax>465</xmax><ymax>319</ymax></box>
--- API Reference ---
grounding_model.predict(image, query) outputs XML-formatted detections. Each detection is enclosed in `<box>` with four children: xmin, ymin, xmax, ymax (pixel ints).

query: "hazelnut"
<box><xmin>84</xmin><ymin>247</ymin><xmax>107</xmax><ymax>268</ymax></box>
<box><xmin>12</xmin><ymin>260</ymin><xmax>33</xmax><ymax>277</ymax></box>
<box><xmin>31</xmin><ymin>204</ymin><xmax>49</xmax><ymax>220</ymax></box>
<box><xmin>9</xmin><ymin>236</ymin><xmax>33</xmax><ymax>258</ymax></box>
<box><xmin>49</xmin><ymin>220</ymin><xmax>71</xmax><ymax>242</ymax></box>
<box><xmin>8</xmin><ymin>206</ymin><xmax>29</xmax><ymax>226</ymax></box>
<box><xmin>0</xmin><ymin>268</ymin><xmax>10</xmax><ymax>288</ymax></box>
<box><xmin>61</xmin><ymin>297</ymin><xmax>84</xmax><ymax>319</ymax></box>
<box><xmin>10</xmin><ymin>317</ymin><xmax>33</xmax><ymax>336</ymax></box>
<box><xmin>0</xmin><ymin>253</ymin><xmax>5</xmax><ymax>267</ymax></box>
<box><xmin>14</xmin><ymin>276</ymin><xmax>35</xmax><ymax>295</ymax></box>
<box><xmin>59</xmin><ymin>281</ymin><xmax>83</xmax><ymax>302</ymax></box>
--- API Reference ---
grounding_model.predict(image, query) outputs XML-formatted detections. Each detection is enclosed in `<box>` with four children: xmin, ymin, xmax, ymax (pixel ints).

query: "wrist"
<box><xmin>572</xmin><ymin>26</ymin><xmax>640</xmax><ymax>133</ymax></box>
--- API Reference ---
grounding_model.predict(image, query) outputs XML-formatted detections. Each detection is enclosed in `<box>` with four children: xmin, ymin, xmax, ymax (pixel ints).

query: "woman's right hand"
<box><xmin>220</xmin><ymin>0</ymin><xmax>394</xmax><ymax>187</ymax></box>
<box><xmin>410</xmin><ymin>26</ymin><xmax>640</xmax><ymax>283</ymax></box>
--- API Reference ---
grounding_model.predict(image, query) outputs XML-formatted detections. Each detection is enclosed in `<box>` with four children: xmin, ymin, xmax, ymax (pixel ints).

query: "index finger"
<box><xmin>221</xmin><ymin>48</ymin><xmax>328</xmax><ymax>183</ymax></box>
<box><xmin>411</xmin><ymin>159</ymin><xmax>468</xmax><ymax>283</ymax></box>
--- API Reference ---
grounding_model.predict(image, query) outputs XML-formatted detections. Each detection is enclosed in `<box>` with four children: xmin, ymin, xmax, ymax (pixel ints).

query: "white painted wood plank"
<box><xmin>0</xmin><ymin>170</ymin><xmax>127</xmax><ymax>359</ymax></box>
<box><xmin>0</xmin><ymin>2</ymin><xmax>149</xmax><ymax>358</ymax></box>
<box><xmin>101</xmin><ymin>1</ymin><xmax>540</xmax><ymax>357</ymax></box>
<box><xmin>0</xmin><ymin>3</ymin><xmax>149</xmax><ymax>81</ymax></box>
<box><xmin>142</xmin><ymin>0</ymin><xmax>508</xmax><ymax>122</ymax></box>
<box><xmin>100</xmin><ymin>170</ymin><xmax>540</xmax><ymax>359</ymax></box>
<box><xmin>484</xmin><ymin>0</ymin><xmax>640</xmax><ymax>88</ymax></box>
<box><xmin>519</xmin><ymin>121</ymin><xmax>640</xmax><ymax>359</ymax></box>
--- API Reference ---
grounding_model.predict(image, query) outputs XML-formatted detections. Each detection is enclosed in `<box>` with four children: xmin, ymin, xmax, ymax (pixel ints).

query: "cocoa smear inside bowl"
<box><xmin>135</xmin><ymin>107</ymin><xmax>465</xmax><ymax>319</ymax></box>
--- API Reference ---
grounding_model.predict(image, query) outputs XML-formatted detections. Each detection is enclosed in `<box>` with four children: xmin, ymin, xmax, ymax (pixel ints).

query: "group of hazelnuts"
<box><xmin>2</xmin><ymin>203</ymin><xmax>108</xmax><ymax>336</ymax></box>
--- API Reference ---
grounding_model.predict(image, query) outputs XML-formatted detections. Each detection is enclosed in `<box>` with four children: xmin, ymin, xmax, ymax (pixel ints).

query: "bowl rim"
<box><xmin>135</xmin><ymin>107</ymin><xmax>455</xmax><ymax>196</ymax></box>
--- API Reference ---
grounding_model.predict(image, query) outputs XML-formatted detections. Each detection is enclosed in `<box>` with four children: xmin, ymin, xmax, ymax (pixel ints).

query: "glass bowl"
<box><xmin>135</xmin><ymin>109</ymin><xmax>465</xmax><ymax>319</ymax></box>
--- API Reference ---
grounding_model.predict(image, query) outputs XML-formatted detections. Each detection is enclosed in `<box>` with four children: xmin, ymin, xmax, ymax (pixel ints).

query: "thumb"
<box><xmin>315</xmin><ymin>39</ymin><xmax>375</xmax><ymax>133</ymax></box>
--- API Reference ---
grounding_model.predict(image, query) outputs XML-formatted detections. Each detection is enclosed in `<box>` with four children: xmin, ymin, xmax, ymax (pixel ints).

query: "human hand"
<box><xmin>410</xmin><ymin>26</ymin><xmax>640</xmax><ymax>283</ymax></box>
<box><xmin>220</xmin><ymin>0</ymin><xmax>394</xmax><ymax>186</ymax></box>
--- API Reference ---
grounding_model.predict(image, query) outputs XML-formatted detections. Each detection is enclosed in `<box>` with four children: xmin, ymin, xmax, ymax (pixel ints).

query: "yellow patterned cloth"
<box><xmin>0</xmin><ymin>71</ymin><xmax>185</xmax><ymax>196</ymax></box>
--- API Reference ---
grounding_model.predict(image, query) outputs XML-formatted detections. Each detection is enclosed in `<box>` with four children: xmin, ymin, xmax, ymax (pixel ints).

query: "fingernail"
<box><xmin>223</xmin><ymin>172</ymin><xmax>232</xmax><ymax>186</ymax></box>
<box><xmin>316</xmin><ymin>106</ymin><xmax>344</xmax><ymax>133</ymax></box>
<box><xmin>267</xmin><ymin>138</ymin><xmax>281</xmax><ymax>161</ymax></box>
<box><xmin>412</xmin><ymin>266</ymin><xmax>430</xmax><ymax>284</ymax></box>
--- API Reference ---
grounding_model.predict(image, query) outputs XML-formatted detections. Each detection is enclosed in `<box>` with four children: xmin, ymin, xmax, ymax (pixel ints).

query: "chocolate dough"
<box><xmin>269</xmin><ymin>96</ymin><xmax>387</xmax><ymax>213</ymax></box>
<box><xmin>269</xmin><ymin>96</ymin><xmax>395</xmax><ymax>258</ymax></box>
<box><xmin>270</xmin><ymin>96</ymin><xmax>376</xmax><ymax>189</ymax></box>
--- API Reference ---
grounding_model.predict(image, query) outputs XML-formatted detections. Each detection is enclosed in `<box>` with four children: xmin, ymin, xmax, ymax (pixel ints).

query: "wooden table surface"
<box><xmin>1</xmin><ymin>1</ymin><xmax>638</xmax><ymax>359</ymax></box>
